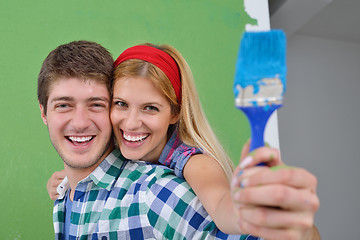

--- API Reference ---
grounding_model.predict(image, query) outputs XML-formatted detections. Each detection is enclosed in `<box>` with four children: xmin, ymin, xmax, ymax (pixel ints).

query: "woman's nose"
<box><xmin>122</xmin><ymin>109</ymin><xmax>142</xmax><ymax>130</ymax></box>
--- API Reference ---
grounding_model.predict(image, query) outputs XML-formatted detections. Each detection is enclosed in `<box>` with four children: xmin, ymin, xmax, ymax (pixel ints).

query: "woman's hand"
<box><xmin>47</xmin><ymin>170</ymin><xmax>66</xmax><ymax>200</ymax></box>
<box><xmin>231</xmin><ymin>141</ymin><xmax>320</xmax><ymax>240</ymax></box>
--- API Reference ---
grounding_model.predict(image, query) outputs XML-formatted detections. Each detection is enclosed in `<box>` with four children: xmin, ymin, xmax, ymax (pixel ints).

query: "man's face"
<box><xmin>40</xmin><ymin>77</ymin><xmax>113</xmax><ymax>171</ymax></box>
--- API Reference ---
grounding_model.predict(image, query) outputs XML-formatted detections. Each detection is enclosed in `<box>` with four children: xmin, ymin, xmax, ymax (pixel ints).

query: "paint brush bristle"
<box><xmin>234</xmin><ymin>30</ymin><xmax>287</xmax><ymax>108</ymax></box>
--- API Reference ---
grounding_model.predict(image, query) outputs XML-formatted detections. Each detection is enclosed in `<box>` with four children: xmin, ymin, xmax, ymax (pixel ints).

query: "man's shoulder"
<box><xmin>118</xmin><ymin>160</ymin><xmax>189</xmax><ymax>185</ymax></box>
<box><xmin>113</xmin><ymin>160</ymin><xmax>196</xmax><ymax>199</ymax></box>
<box><xmin>108</xmin><ymin>149</ymin><xmax>187</xmax><ymax>185</ymax></box>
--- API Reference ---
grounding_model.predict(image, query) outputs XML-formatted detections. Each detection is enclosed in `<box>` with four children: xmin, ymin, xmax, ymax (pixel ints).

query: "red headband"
<box><xmin>114</xmin><ymin>45</ymin><xmax>181</xmax><ymax>103</ymax></box>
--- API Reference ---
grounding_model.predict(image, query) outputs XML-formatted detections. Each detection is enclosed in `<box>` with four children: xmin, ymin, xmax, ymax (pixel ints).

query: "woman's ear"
<box><xmin>39</xmin><ymin>103</ymin><xmax>48</xmax><ymax>125</ymax></box>
<box><xmin>170</xmin><ymin>113</ymin><xmax>180</xmax><ymax>125</ymax></box>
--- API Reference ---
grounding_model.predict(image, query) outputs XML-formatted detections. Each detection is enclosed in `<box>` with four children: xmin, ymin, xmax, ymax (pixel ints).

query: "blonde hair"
<box><xmin>113</xmin><ymin>43</ymin><xmax>233</xmax><ymax>180</ymax></box>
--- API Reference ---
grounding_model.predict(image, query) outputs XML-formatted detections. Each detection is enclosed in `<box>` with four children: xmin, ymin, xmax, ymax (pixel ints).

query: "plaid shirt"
<box><xmin>54</xmin><ymin>149</ymin><xmax>259</xmax><ymax>240</ymax></box>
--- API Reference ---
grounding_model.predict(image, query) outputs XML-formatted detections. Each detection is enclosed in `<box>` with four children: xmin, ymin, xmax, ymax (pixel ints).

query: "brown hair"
<box><xmin>37</xmin><ymin>40</ymin><xmax>113</xmax><ymax>113</ymax></box>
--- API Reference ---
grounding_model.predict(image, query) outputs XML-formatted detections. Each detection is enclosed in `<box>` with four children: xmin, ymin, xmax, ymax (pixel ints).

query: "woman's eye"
<box><xmin>115</xmin><ymin>101</ymin><xmax>128</xmax><ymax>108</ymax></box>
<box><xmin>144</xmin><ymin>105</ymin><xmax>159</xmax><ymax>112</ymax></box>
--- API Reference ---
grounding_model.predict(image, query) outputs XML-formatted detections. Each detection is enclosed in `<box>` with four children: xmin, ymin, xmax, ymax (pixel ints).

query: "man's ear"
<box><xmin>39</xmin><ymin>103</ymin><xmax>47</xmax><ymax>125</ymax></box>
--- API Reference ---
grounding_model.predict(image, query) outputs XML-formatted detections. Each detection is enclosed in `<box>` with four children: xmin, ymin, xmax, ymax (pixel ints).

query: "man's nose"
<box><xmin>71</xmin><ymin>107</ymin><xmax>91</xmax><ymax>131</ymax></box>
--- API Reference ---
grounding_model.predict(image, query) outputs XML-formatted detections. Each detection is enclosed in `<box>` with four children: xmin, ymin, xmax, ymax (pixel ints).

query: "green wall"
<box><xmin>0</xmin><ymin>0</ymin><xmax>255</xmax><ymax>238</ymax></box>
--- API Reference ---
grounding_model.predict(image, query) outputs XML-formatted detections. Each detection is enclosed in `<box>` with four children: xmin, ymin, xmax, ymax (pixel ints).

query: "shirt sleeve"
<box><xmin>158</xmin><ymin>130</ymin><xmax>202</xmax><ymax>179</ymax></box>
<box><xmin>168</xmin><ymin>144</ymin><xmax>203</xmax><ymax>179</ymax></box>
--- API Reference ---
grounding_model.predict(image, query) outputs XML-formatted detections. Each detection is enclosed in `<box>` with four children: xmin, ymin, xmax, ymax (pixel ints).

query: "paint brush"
<box><xmin>233</xmin><ymin>30</ymin><xmax>287</xmax><ymax>165</ymax></box>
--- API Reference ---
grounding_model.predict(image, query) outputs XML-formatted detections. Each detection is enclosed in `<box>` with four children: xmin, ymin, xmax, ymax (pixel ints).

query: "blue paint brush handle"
<box><xmin>239</xmin><ymin>105</ymin><xmax>281</xmax><ymax>166</ymax></box>
<box><xmin>234</xmin><ymin>30</ymin><xmax>287</xmax><ymax>167</ymax></box>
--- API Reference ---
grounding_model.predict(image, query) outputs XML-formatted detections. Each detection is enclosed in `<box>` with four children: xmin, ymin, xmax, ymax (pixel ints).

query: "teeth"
<box><xmin>123</xmin><ymin>133</ymin><xmax>148</xmax><ymax>142</ymax></box>
<box><xmin>69</xmin><ymin>136</ymin><xmax>92</xmax><ymax>142</ymax></box>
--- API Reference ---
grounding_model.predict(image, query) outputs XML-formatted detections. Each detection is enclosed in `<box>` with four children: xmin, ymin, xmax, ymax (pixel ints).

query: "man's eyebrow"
<box><xmin>50</xmin><ymin>96</ymin><xmax>110</xmax><ymax>104</ymax></box>
<box><xmin>88</xmin><ymin>96</ymin><xmax>110</xmax><ymax>102</ymax></box>
<box><xmin>50</xmin><ymin>96</ymin><xmax>74</xmax><ymax>103</ymax></box>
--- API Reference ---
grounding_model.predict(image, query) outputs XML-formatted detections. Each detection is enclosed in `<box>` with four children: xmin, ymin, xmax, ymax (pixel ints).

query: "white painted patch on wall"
<box><xmin>243</xmin><ymin>0</ymin><xmax>280</xmax><ymax>150</ymax></box>
<box><xmin>244</xmin><ymin>0</ymin><xmax>270</xmax><ymax>31</ymax></box>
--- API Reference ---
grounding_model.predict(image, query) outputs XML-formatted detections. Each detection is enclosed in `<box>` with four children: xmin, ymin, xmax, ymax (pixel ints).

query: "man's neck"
<box><xmin>65</xmin><ymin>146</ymin><xmax>114</xmax><ymax>201</ymax></box>
<box><xmin>65</xmin><ymin>167</ymin><xmax>93</xmax><ymax>201</ymax></box>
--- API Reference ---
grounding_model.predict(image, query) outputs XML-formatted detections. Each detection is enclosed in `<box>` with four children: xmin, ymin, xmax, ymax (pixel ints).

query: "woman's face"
<box><xmin>110</xmin><ymin>76</ymin><xmax>178</xmax><ymax>163</ymax></box>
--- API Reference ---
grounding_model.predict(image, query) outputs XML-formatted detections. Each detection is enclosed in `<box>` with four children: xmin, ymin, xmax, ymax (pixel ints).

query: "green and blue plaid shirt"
<box><xmin>54</xmin><ymin>149</ymin><xmax>258</xmax><ymax>240</ymax></box>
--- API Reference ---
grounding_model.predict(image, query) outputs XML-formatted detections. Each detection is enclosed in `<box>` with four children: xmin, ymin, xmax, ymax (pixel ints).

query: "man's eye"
<box><xmin>55</xmin><ymin>104</ymin><xmax>69</xmax><ymax>109</ymax></box>
<box><xmin>54</xmin><ymin>103</ymin><xmax>71</xmax><ymax>112</ymax></box>
<box><xmin>91</xmin><ymin>103</ymin><xmax>106</xmax><ymax>108</ymax></box>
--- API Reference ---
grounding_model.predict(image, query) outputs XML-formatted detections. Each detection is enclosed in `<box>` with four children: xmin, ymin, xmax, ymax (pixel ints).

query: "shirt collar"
<box><xmin>56</xmin><ymin>149</ymin><xmax>126</xmax><ymax>199</ymax></box>
<box><xmin>87</xmin><ymin>149</ymin><xmax>126</xmax><ymax>191</ymax></box>
<box><xmin>158</xmin><ymin>129</ymin><xmax>179</xmax><ymax>165</ymax></box>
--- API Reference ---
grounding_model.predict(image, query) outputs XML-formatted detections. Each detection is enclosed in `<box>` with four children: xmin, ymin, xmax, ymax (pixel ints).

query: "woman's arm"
<box><xmin>183</xmin><ymin>154</ymin><xmax>241</xmax><ymax>234</ymax></box>
<box><xmin>183</xmin><ymin>141</ymin><xmax>320</xmax><ymax>239</ymax></box>
<box><xmin>47</xmin><ymin>169</ymin><xmax>66</xmax><ymax>200</ymax></box>
<box><xmin>182</xmin><ymin>143</ymin><xmax>283</xmax><ymax>234</ymax></box>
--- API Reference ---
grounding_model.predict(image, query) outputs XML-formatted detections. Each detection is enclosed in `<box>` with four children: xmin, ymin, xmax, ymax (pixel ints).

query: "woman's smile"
<box><xmin>111</xmin><ymin>76</ymin><xmax>178</xmax><ymax>163</ymax></box>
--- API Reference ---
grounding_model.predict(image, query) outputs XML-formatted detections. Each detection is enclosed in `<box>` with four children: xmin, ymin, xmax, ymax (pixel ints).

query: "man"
<box><xmin>38</xmin><ymin>40</ymin><xmax>253</xmax><ymax>239</ymax></box>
